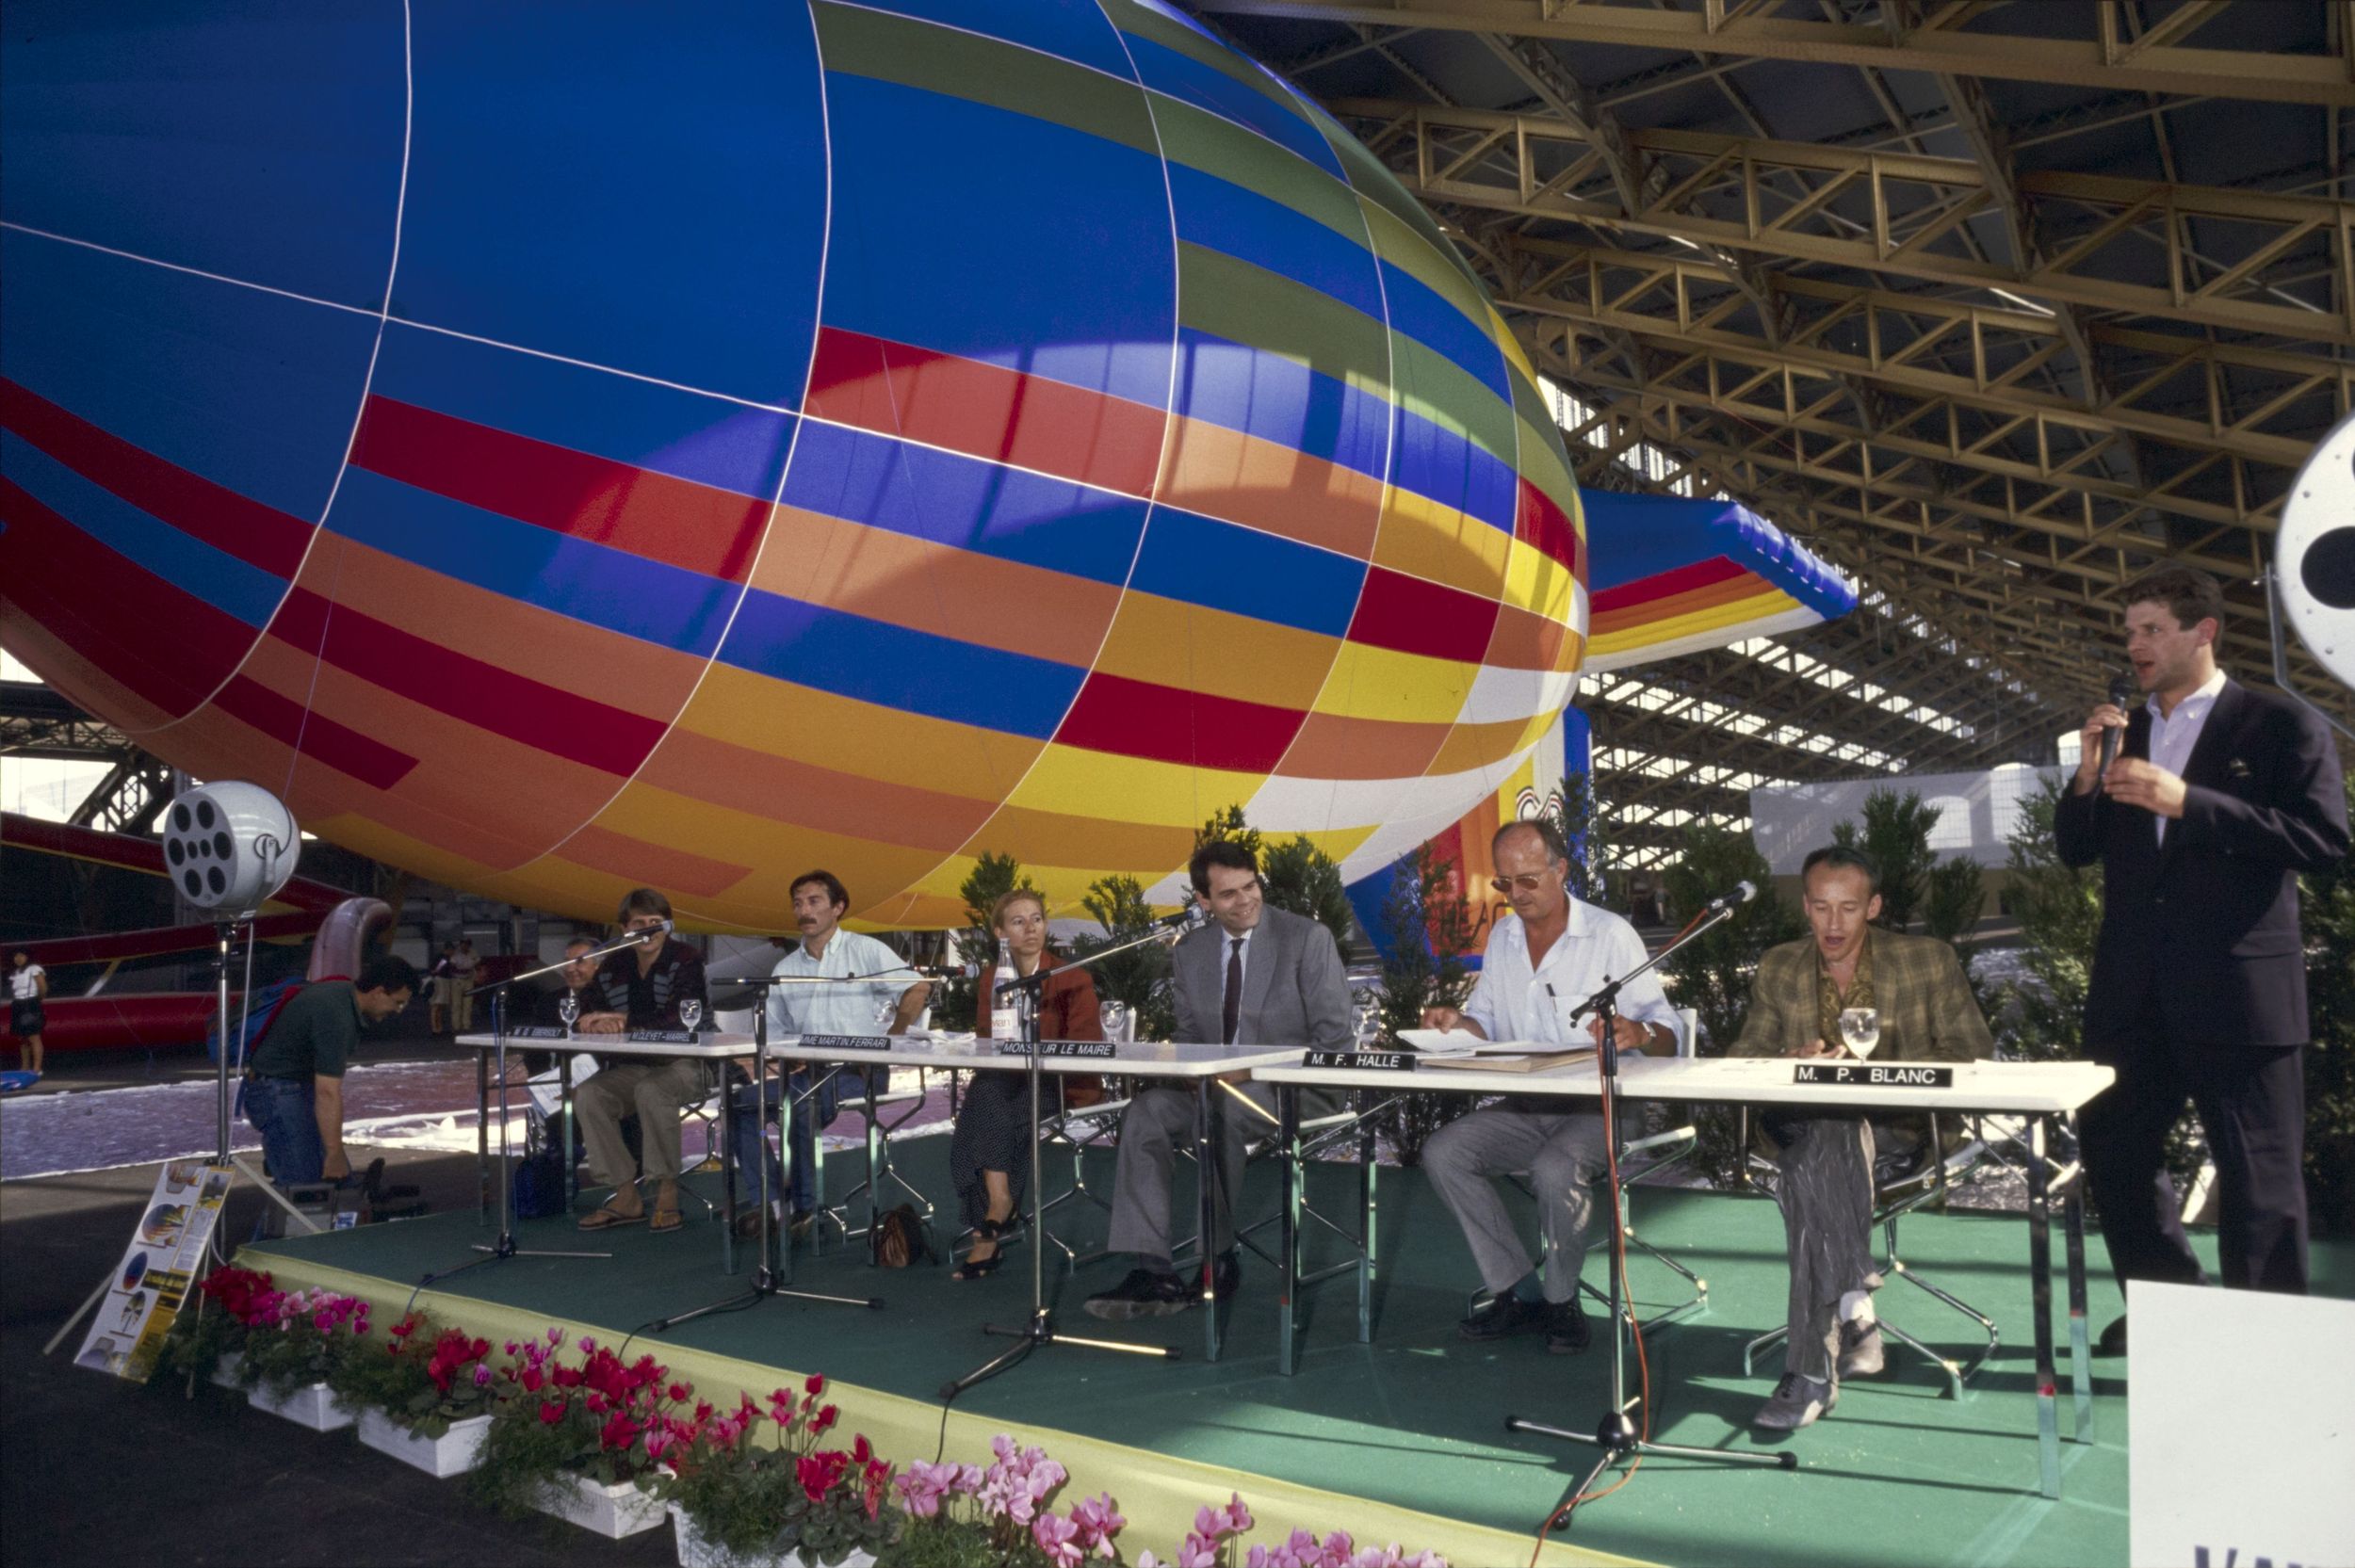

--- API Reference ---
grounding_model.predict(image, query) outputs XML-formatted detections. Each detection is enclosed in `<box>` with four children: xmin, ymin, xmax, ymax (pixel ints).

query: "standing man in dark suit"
<box><xmin>1084</xmin><ymin>840</ymin><xmax>1353</xmax><ymax>1319</ymax></box>
<box><xmin>2056</xmin><ymin>565</ymin><xmax>2348</xmax><ymax>1350</ymax></box>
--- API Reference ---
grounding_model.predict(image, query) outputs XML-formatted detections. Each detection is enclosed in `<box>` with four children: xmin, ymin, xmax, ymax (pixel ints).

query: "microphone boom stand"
<box><xmin>1507</xmin><ymin>897</ymin><xmax>1797</xmax><ymax>1510</ymax></box>
<box><xmin>943</xmin><ymin>918</ymin><xmax>1193</xmax><ymax>1399</ymax></box>
<box><xmin>641</xmin><ymin>970</ymin><xmax>885</xmax><ymax>1333</ymax></box>
<box><xmin>414</xmin><ymin>933</ymin><xmax>661</xmax><ymax>1290</ymax></box>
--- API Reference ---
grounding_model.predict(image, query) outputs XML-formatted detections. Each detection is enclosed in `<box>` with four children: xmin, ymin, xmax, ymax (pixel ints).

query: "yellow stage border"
<box><xmin>242</xmin><ymin>1249</ymin><xmax>1657</xmax><ymax>1568</ymax></box>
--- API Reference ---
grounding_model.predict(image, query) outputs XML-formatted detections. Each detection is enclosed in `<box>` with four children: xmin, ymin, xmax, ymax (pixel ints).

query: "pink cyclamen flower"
<box><xmin>1225</xmin><ymin>1495</ymin><xmax>1257</xmax><ymax>1536</ymax></box>
<box><xmin>473</xmin><ymin>1365</ymin><xmax>493</xmax><ymax>1388</ymax></box>
<box><xmin>1070</xmin><ymin>1492</ymin><xmax>1125</xmax><ymax>1551</ymax></box>
<box><xmin>1178</xmin><ymin>1532</ymin><xmax>1221</xmax><ymax>1568</ymax></box>
<box><xmin>1034</xmin><ymin>1513</ymin><xmax>1084</xmax><ymax>1568</ymax></box>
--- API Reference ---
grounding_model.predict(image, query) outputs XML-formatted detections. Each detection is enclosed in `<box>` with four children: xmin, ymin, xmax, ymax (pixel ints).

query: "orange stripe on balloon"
<box><xmin>560</xmin><ymin>823</ymin><xmax>752</xmax><ymax>900</ymax></box>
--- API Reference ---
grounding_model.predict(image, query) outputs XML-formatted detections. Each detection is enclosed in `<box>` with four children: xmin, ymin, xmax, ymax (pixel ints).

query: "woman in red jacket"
<box><xmin>950</xmin><ymin>890</ymin><xmax>1102</xmax><ymax>1280</ymax></box>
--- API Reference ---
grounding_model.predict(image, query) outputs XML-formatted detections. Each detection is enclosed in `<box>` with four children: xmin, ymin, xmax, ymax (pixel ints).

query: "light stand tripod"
<box><xmin>942</xmin><ymin>917</ymin><xmax>1194</xmax><ymax>1399</ymax></box>
<box><xmin>639</xmin><ymin>972</ymin><xmax>884</xmax><ymax>1333</ymax></box>
<box><xmin>1506</xmin><ymin>897</ymin><xmax>1795</xmax><ymax>1520</ymax></box>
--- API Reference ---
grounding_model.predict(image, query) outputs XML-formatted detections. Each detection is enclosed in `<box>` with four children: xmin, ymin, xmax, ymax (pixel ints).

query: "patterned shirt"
<box><xmin>1812</xmin><ymin>929</ymin><xmax>1876</xmax><ymax>1051</ymax></box>
<box><xmin>593</xmin><ymin>937</ymin><xmax>707</xmax><ymax>1032</ymax></box>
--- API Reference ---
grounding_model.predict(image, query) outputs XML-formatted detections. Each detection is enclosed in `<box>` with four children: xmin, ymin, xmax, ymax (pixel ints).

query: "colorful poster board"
<box><xmin>75</xmin><ymin>1159</ymin><xmax>234</xmax><ymax>1382</ymax></box>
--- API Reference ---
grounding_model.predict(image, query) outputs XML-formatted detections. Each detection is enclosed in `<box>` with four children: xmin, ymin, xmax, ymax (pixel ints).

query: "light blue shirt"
<box><xmin>2145</xmin><ymin>667</ymin><xmax>2226</xmax><ymax>847</ymax></box>
<box><xmin>767</xmin><ymin>929</ymin><xmax>921</xmax><ymax>1038</ymax></box>
<box><xmin>1461</xmin><ymin>901</ymin><xmax>1681</xmax><ymax>1048</ymax></box>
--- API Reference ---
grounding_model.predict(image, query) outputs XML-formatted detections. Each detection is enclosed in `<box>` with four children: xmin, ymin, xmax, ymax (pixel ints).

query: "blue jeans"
<box><xmin>244</xmin><ymin>1075</ymin><xmax>325</xmax><ymax>1187</ymax></box>
<box><xmin>725</xmin><ymin>1066</ymin><xmax>883</xmax><ymax>1213</ymax></box>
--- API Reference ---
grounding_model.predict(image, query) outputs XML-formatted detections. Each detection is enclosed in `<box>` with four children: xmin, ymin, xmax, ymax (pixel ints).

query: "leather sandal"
<box><xmin>649</xmin><ymin>1205</ymin><xmax>684</xmax><ymax>1233</ymax></box>
<box><xmin>578</xmin><ymin>1202</ymin><xmax>645</xmax><ymax>1231</ymax></box>
<box><xmin>951</xmin><ymin>1219</ymin><xmax>1007</xmax><ymax>1281</ymax></box>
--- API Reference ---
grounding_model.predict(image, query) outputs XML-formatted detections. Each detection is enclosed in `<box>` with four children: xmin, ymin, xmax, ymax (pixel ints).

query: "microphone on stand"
<box><xmin>1156</xmin><ymin>897</ymin><xmax>1209</xmax><ymax>934</ymax></box>
<box><xmin>627</xmin><ymin>918</ymin><xmax>674</xmax><ymax>944</ymax></box>
<box><xmin>1703</xmin><ymin>881</ymin><xmax>1758</xmax><ymax>915</ymax></box>
<box><xmin>2096</xmin><ymin>671</ymin><xmax>2137</xmax><ymax>783</ymax></box>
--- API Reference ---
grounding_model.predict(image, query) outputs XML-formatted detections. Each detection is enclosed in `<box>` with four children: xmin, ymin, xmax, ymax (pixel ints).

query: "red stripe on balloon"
<box><xmin>0</xmin><ymin>475</ymin><xmax>253</xmax><ymax>716</ymax></box>
<box><xmin>1344</xmin><ymin>566</ymin><xmax>1501</xmax><ymax>665</ymax></box>
<box><xmin>0</xmin><ymin>378</ymin><xmax>313</xmax><ymax>579</ymax></box>
<box><xmin>1053</xmin><ymin>671</ymin><xmax>1307</xmax><ymax>773</ymax></box>
<box><xmin>212</xmin><ymin>675</ymin><xmax>419</xmax><ymax>791</ymax></box>
<box><xmin>348</xmin><ymin>396</ymin><xmax>769</xmax><ymax>583</ymax></box>
<box><xmin>265</xmin><ymin>590</ymin><xmax>666</xmax><ymax>777</ymax></box>
<box><xmin>1589</xmin><ymin>555</ymin><xmax>1745</xmax><ymax>613</ymax></box>
<box><xmin>560</xmin><ymin>823</ymin><xmax>751</xmax><ymax>899</ymax></box>
<box><xmin>1514</xmin><ymin>477</ymin><xmax>1582</xmax><ymax>579</ymax></box>
<box><xmin>804</xmin><ymin>327</ymin><xmax>1165</xmax><ymax>499</ymax></box>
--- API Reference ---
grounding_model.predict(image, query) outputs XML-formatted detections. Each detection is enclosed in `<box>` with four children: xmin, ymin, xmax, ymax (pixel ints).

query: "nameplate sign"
<box><xmin>1304</xmin><ymin>1049</ymin><xmax>1417</xmax><ymax>1073</ymax></box>
<box><xmin>1794</xmin><ymin>1062</ymin><xmax>1954</xmax><ymax>1089</ymax></box>
<box><xmin>504</xmin><ymin>1026</ymin><xmax>570</xmax><ymax>1040</ymax></box>
<box><xmin>625</xmin><ymin>1029</ymin><xmax>698</xmax><ymax>1044</ymax></box>
<box><xmin>993</xmin><ymin>1040</ymin><xmax>1118</xmax><ymax>1059</ymax></box>
<box><xmin>802</xmin><ymin>1033</ymin><xmax>892</xmax><ymax>1053</ymax></box>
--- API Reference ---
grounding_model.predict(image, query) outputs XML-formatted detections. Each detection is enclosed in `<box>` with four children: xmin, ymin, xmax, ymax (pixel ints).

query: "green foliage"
<box><xmin>1373</xmin><ymin>843</ymin><xmax>1484</xmax><ymax>1166</ymax></box>
<box><xmin>934</xmin><ymin>853</ymin><xmax>1035</xmax><ymax>1032</ymax></box>
<box><xmin>234</xmin><ymin>1300</ymin><xmax>367</xmax><ymax>1398</ymax></box>
<box><xmin>1660</xmin><ymin>823</ymin><xmax>1802</xmax><ymax>1184</ymax></box>
<box><xmin>326</xmin><ymin>1315</ymin><xmax>495</xmax><ymax>1439</ymax></box>
<box><xmin>2300</xmin><ymin>774</ymin><xmax>2355</xmax><ymax>1237</ymax></box>
<box><xmin>1259</xmin><ymin>833</ymin><xmax>1357</xmax><ymax>953</ymax></box>
<box><xmin>1554</xmin><ymin>769</ymin><xmax>1611</xmax><ymax>909</ymax></box>
<box><xmin>157</xmin><ymin>1297</ymin><xmax>246</xmax><ymax>1386</ymax></box>
<box><xmin>1193</xmin><ymin>803</ymin><xmax>1261</xmax><ymax>862</ymax></box>
<box><xmin>1921</xmin><ymin>853</ymin><xmax>1990</xmax><ymax>1009</ymax></box>
<box><xmin>465</xmin><ymin>1395</ymin><xmax>598</xmax><ymax>1521</ymax></box>
<box><xmin>1069</xmin><ymin>875</ymin><xmax>1175</xmax><ymax>1043</ymax></box>
<box><xmin>1830</xmin><ymin>787</ymin><xmax>1942</xmax><ymax>930</ymax></box>
<box><xmin>1991</xmin><ymin>777</ymin><xmax>2102</xmax><ymax>1065</ymax></box>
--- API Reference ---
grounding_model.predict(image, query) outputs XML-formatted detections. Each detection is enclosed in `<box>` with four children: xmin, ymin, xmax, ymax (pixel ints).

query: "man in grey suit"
<box><xmin>1084</xmin><ymin>840</ymin><xmax>1354</xmax><ymax>1319</ymax></box>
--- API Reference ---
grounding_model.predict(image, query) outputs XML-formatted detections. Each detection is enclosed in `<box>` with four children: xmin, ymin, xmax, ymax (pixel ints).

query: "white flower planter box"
<box><xmin>670</xmin><ymin>1507</ymin><xmax>876</xmax><ymax>1568</ymax></box>
<box><xmin>535</xmin><ymin>1472</ymin><xmax>665</xmax><ymax>1540</ymax></box>
<box><xmin>248</xmin><ymin>1380</ymin><xmax>354</xmax><ymax>1431</ymax></box>
<box><xmin>210</xmin><ymin>1352</ymin><xmax>244</xmax><ymax>1390</ymax></box>
<box><xmin>356</xmin><ymin>1410</ymin><xmax>492</xmax><ymax>1478</ymax></box>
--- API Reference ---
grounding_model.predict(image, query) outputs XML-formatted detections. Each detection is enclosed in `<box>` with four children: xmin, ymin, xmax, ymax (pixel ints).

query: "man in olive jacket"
<box><xmin>1732</xmin><ymin>847</ymin><xmax>1992</xmax><ymax>1431</ymax></box>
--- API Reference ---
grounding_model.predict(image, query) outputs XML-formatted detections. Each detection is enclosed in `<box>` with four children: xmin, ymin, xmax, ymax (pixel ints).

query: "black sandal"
<box><xmin>951</xmin><ymin>1220</ymin><xmax>1007</xmax><ymax>1281</ymax></box>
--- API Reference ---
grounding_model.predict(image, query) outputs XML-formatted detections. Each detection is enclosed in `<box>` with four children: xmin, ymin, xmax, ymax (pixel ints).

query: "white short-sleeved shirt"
<box><xmin>8</xmin><ymin>963</ymin><xmax>44</xmax><ymax>1002</ymax></box>
<box><xmin>1460</xmin><ymin>902</ymin><xmax>1680</xmax><ymax>1049</ymax></box>
<box><xmin>768</xmin><ymin>930</ymin><xmax>921</xmax><ymax>1038</ymax></box>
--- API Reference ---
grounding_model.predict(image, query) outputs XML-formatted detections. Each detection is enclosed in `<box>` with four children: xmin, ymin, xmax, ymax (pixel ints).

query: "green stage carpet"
<box><xmin>247</xmin><ymin>1137</ymin><xmax>2354</xmax><ymax>1568</ymax></box>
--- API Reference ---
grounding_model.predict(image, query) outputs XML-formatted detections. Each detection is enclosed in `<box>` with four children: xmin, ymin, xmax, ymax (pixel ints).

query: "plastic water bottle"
<box><xmin>991</xmin><ymin>937</ymin><xmax>1020</xmax><ymax>1040</ymax></box>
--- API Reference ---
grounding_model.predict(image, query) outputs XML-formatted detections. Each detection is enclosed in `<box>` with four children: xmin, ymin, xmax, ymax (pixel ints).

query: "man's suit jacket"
<box><xmin>2054</xmin><ymin>677</ymin><xmax>2348</xmax><ymax>1048</ymax></box>
<box><xmin>1171</xmin><ymin>905</ymin><xmax>1354</xmax><ymax>1050</ymax></box>
<box><xmin>1731</xmin><ymin>929</ymin><xmax>1992</xmax><ymax>1063</ymax></box>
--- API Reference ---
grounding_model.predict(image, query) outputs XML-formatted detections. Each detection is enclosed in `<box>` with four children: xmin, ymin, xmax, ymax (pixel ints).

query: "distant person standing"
<box><xmin>427</xmin><ymin>944</ymin><xmax>456</xmax><ymax>1035</ymax></box>
<box><xmin>448</xmin><ymin>939</ymin><xmax>479</xmax><ymax>1034</ymax></box>
<box><xmin>9</xmin><ymin>949</ymin><xmax>48</xmax><ymax>1075</ymax></box>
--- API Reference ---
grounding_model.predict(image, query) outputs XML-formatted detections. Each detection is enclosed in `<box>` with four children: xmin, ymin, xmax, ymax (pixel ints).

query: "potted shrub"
<box><xmin>158</xmin><ymin>1266</ymin><xmax>275</xmax><ymax>1389</ymax></box>
<box><xmin>235</xmin><ymin>1285</ymin><xmax>371</xmax><ymax>1431</ymax></box>
<box><xmin>333</xmin><ymin>1313</ymin><xmax>499</xmax><ymax>1477</ymax></box>
<box><xmin>463</xmin><ymin>1330</ymin><xmax>679</xmax><ymax>1538</ymax></box>
<box><xmin>649</xmin><ymin>1375</ymin><xmax>898</xmax><ymax>1568</ymax></box>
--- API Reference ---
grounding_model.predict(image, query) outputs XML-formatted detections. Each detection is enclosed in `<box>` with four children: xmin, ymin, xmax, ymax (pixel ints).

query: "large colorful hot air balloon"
<box><xmin>2</xmin><ymin>0</ymin><xmax>1600</xmax><ymax>931</ymax></box>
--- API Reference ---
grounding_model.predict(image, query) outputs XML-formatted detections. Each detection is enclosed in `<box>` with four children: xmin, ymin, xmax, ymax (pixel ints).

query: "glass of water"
<box><xmin>1099</xmin><ymin>999</ymin><xmax>1130</xmax><ymax>1044</ymax></box>
<box><xmin>679</xmin><ymin>997</ymin><xmax>703</xmax><ymax>1037</ymax></box>
<box><xmin>1839</xmin><ymin>1007</ymin><xmax>1880</xmax><ymax>1059</ymax></box>
<box><xmin>1354</xmin><ymin>993</ymin><xmax>1384</xmax><ymax>1047</ymax></box>
<box><xmin>558</xmin><ymin>992</ymin><xmax>578</xmax><ymax>1038</ymax></box>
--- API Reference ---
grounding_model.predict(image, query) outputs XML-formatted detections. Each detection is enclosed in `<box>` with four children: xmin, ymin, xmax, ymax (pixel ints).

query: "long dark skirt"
<box><xmin>949</xmin><ymin>1070</ymin><xmax>1038</xmax><ymax>1230</ymax></box>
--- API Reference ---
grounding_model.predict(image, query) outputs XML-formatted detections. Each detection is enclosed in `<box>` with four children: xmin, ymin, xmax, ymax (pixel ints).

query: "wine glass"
<box><xmin>557</xmin><ymin>992</ymin><xmax>578</xmax><ymax>1039</ymax></box>
<box><xmin>1354</xmin><ymin>993</ymin><xmax>1384</xmax><ymax>1048</ymax></box>
<box><xmin>1839</xmin><ymin>1007</ymin><xmax>1880</xmax><ymax>1059</ymax></box>
<box><xmin>679</xmin><ymin>997</ymin><xmax>703</xmax><ymax>1038</ymax></box>
<box><xmin>873</xmin><ymin>994</ymin><xmax>898</xmax><ymax>1037</ymax></box>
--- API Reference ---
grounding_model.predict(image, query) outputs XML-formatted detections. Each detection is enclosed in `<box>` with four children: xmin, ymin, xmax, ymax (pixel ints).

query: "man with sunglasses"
<box><xmin>1420</xmin><ymin>818</ymin><xmax>1681</xmax><ymax>1353</ymax></box>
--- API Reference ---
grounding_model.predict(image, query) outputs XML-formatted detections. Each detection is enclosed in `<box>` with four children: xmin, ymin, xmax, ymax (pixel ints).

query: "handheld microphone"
<box><xmin>1704</xmin><ymin>881</ymin><xmax>1758</xmax><ymax>915</ymax></box>
<box><xmin>2096</xmin><ymin>671</ymin><xmax>2136</xmax><ymax>782</ymax></box>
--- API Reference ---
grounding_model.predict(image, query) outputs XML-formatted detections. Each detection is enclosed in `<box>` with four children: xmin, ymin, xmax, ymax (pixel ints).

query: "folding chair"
<box><xmin>1739</xmin><ymin>1102</ymin><xmax>1997</xmax><ymax>1398</ymax></box>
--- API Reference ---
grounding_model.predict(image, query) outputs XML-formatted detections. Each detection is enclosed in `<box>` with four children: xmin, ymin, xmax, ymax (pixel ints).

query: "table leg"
<box><xmin>1357</xmin><ymin>1089</ymin><xmax>1377</xmax><ymax>1346</ymax></box>
<box><xmin>476</xmin><ymin>1048</ymin><xmax>489</xmax><ymax>1221</ymax></box>
<box><xmin>2061</xmin><ymin>1114</ymin><xmax>2093</xmax><ymax>1443</ymax></box>
<box><xmin>2026</xmin><ymin>1114</ymin><xmax>2061</xmax><ymax>1499</ymax></box>
<box><xmin>864</xmin><ymin>1070</ymin><xmax>883</xmax><ymax>1266</ymax></box>
<box><xmin>1277</xmin><ymin>1086</ymin><xmax>1301</xmax><ymax>1376</ymax></box>
<box><xmin>558</xmin><ymin>1056</ymin><xmax>576</xmax><ymax>1211</ymax></box>
<box><xmin>719</xmin><ymin>1066</ymin><xmax>738</xmax><ymax>1277</ymax></box>
<box><xmin>1199</xmin><ymin>1078</ymin><xmax>1221</xmax><ymax>1363</ymax></box>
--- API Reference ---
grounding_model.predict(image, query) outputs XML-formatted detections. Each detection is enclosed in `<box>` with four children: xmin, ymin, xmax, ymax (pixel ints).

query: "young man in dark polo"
<box><xmin>242</xmin><ymin>955</ymin><xmax>419</xmax><ymax>1187</ymax></box>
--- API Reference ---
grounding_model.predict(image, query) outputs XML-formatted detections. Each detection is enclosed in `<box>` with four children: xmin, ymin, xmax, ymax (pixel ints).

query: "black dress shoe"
<box><xmin>2096</xmin><ymin>1317</ymin><xmax>2127</xmax><ymax>1356</ymax></box>
<box><xmin>1083</xmin><ymin>1268</ymin><xmax>1193</xmax><ymax>1320</ymax></box>
<box><xmin>1544</xmin><ymin>1300</ymin><xmax>1591</xmax><ymax>1355</ymax></box>
<box><xmin>1213</xmin><ymin>1251</ymin><xmax>1242</xmax><ymax>1301</ymax></box>
<box><xmin>1458</xmin><ymin>1293</ymin><xmax>1545</xmax><ymax>1341</ymax></box>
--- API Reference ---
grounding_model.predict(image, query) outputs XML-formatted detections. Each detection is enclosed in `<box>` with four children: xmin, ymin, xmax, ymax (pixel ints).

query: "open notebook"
<box><xmin>1396</xmin><ymin>1028</ymin><xmax>1598</xmax><ymax>1074</ymax></box>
